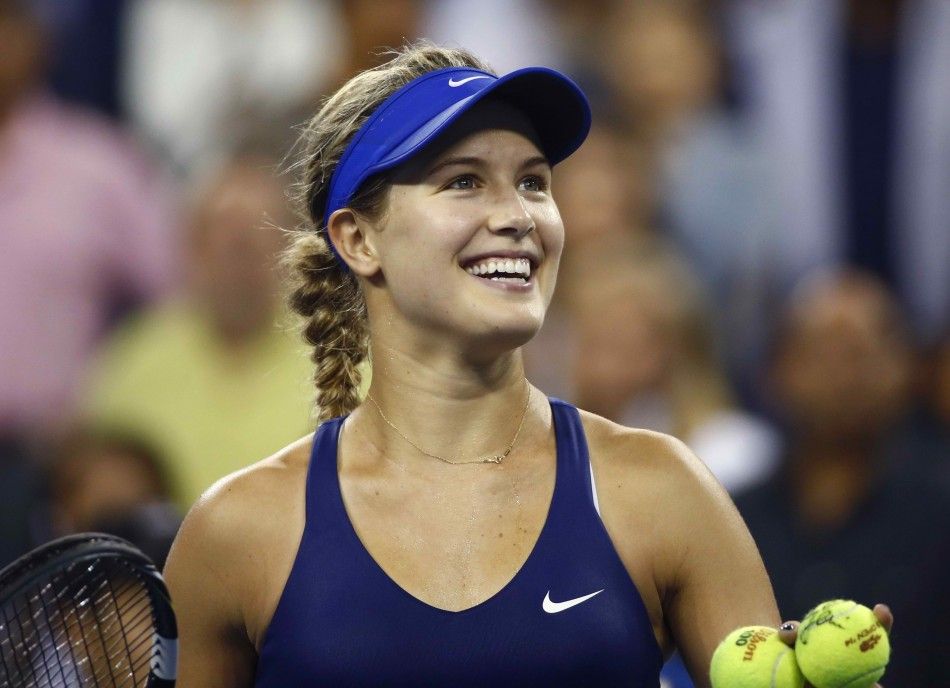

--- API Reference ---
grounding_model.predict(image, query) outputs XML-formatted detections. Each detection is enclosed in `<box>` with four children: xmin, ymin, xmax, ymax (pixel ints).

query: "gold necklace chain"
<box><xmin>365</xmin><ymin>382</ymin><xmax>532</xmax><ymax>465</ymax></box>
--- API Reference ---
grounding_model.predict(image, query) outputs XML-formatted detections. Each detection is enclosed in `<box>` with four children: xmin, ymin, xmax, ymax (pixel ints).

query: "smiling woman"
<box><xmin>161</xmin><ymin>41</ymin><xmax>849</xmax><ymax>688</ymax></box>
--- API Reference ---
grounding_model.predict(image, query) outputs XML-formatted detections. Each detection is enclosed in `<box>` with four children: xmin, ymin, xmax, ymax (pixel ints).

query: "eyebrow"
<box><xmin>425</xmin><ymin>154</ymin><xmax>551</xmax><ymax>178</ymax></box>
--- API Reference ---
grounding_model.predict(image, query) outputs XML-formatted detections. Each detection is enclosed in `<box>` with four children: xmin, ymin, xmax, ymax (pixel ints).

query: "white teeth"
<box><xmin>464</xmin><ymin>257</ymin><xmax>533</xmax><ymax>278</ymax></box>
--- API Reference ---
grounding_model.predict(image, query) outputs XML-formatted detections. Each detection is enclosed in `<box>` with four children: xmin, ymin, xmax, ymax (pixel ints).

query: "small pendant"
<box><xmin>486</xmin><ymin>455</ymin><xmax>503</xmax><ymax>464</ymax></box>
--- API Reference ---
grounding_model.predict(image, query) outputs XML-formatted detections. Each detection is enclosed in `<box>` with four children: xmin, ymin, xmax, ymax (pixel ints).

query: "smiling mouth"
<box><xmin>462</xmin><ymin>257</ymin><xmax>533</xmax><ymax>284</ymax></box>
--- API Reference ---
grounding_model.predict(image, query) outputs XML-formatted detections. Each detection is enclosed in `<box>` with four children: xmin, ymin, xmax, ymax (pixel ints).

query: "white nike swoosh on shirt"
<box><xmin>542</xmin><ymin>589</ymin><xmax>604</xmax><ymax>614</ymax></box>
<box><xmin>448</xmin><ymin>75</ymin><xmax>492</xmax><ymax>87</ymax></box>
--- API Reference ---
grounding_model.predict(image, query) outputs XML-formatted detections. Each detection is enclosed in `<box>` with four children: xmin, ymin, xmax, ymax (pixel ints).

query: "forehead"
<box><xmin>392</xmin><ymin>100</ymin><xmax>546</xmax><ymax>178</ymax></box>
<box><xmin>792</xmin><ymin>284</ymin><xmax>891</xmax><ymax>336</ymax></box>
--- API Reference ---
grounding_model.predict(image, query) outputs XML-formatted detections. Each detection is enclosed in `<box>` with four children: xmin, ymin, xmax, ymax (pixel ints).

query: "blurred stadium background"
<box><xmin>0</xmin><ymin>0</ymin><xmax>947</xmax><ymax>684</ymax></box>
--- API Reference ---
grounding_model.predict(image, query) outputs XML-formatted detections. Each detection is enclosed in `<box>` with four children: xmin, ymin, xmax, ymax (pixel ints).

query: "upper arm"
<box><xmin>655</xmin><ymin>435</ymin><xmax>780</xmax><ymax>686</ymax></box>
<box><xmin>163</xmin><ymin>485</ymin><xmax>259</xmax><ymax>687</ymax></box>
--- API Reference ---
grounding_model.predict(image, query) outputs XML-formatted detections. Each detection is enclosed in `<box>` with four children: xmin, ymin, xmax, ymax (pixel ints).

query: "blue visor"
<box><xmin>321</xmin><ymin>65</ymin><xmax>592</xmax><ymax>255</ymax></box>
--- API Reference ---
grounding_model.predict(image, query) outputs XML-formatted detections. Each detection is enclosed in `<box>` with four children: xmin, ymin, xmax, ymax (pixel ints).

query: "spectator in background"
<box><xmin>725</xmin><ymin>0</ymin><xmax>950</xmax><ymax>344</ymax></box>
<box><xmin>82</xmin><ymin>155</ymin><xmax>315</xmax><ymax>511</ymax></box>
<box><xmin>602</xmin><ymin>0</ymin><xmax>723</xmax><ymax>148</ymax></box>
<box><xmin>734</xmin><ymin>270</ymin><xmax>950</xmax><ymax>685</ymax></box>
<box><xmin>0</xmin><ymin>1</ymin><xmax>177</xmax><ymax>441</ymax></box>
<box><xmin>41</xmin><ymin>428</ymin><xmax>181</xmax><ymax>568</ymax></box>
<box><xmin>553</xmin><ymin>121</ymin><xmax>655</xmax><ymax>253</ymax></box>
<box><xmin>122</xmin><ymin>0</ymin><xmax>343</xmax><ymax>178</ymax></box>
<box><xmin>569</xmin><ymin>245</ymin><xmax>779</xmax><ymax>495</ymax></box>
<box><xmin>599</xmin><ymin>0</ymin><xmax>782</xmax><ymax>398</ymax></box>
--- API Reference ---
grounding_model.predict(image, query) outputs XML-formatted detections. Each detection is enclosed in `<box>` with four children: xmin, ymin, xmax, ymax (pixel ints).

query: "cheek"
<box><xmin>537</xmin><ymin>207</ymin><xmax>565</xmax><ymax>295</ymax></box>
<box><xmin>538</xmin><ymin>203</ymin><xmax>565</xmax><ymax>252</ymax></box>
<box><xmin>383</xmin><ymin>194</ymin><xmax>479</xmax><ymax>263</ymax></box>
<box><xmin>374</xmin><ymin>211</ymin><xmax>472</xmax><ymax>312</ymax></box>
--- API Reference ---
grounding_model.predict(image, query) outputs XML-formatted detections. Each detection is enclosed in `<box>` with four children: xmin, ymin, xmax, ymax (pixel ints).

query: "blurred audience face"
<box><xmin>0</xmin><ymin>3</ymin><xmax>45</xmax><ymax>119</ymax></box>
<box><xmin>574</xmin><ymin>285</ymin><xmax>671</xmax><ymax>419</ymax></box>
<box><xmin>570</xmin><ymin>254</ymin><xmax>694</xmax><ymax>418</ymax></box>
<box><xmin>187</xmin><ymin>158</ymin><xmax>289</xmax><ymax>342</ymax></box>
<box><xmin>772</xmin><ymin>272</ymin><xmax>913</xmax><ymax>444</ymax></box>
<box><xmin>554</xmin><ymin>123</ymin><xmax>654</xmax><ymax>248</ymax></box>
<box><xmin>604</xmin><ymin>0</ymin><xmax>720</xmax><ymax>137</ymax></box>
<box><xmin>52</xmin><ymin>439</ymin><xmax>168</xmax><ymax>534</ymax></box>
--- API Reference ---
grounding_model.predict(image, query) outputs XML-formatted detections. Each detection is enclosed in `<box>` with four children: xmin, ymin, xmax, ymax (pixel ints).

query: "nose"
<box><xmin>486</xmin><ymin>187</ymin><xmax>536</xmax><ymax>238</ymax></box>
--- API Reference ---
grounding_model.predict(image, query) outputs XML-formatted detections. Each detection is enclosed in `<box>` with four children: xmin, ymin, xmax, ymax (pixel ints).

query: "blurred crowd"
<box><xmin>0</xmin><ymin>0</ymin><xmax>947</xmax><ymax>683</ymax></box>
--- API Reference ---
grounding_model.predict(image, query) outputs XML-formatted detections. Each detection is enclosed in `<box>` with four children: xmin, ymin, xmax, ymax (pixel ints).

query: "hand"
<box><xmin>777</xmin><ymin>604</ymin><xmax>893</xmax><ymax>688</ymax></box>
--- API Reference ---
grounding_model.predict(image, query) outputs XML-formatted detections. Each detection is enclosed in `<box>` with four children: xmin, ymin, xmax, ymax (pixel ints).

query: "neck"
<box><xmin>357</xmin><ymin>340</ymin><xmax>538</xmax><ymax>469</ymax></box>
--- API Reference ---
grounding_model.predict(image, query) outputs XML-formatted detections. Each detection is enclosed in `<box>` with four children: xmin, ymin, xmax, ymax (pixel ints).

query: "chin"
<box><xmin>462</xmin><ymin>314</ymin><xmax>544</xmax><ymax>360</ymax></box>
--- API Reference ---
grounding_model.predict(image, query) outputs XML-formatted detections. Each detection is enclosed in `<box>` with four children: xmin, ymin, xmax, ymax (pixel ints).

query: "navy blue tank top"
<box><xmin>256</xmin><ymin>398</ymin><xmax>663</xmax><ymax>686</ymax></box>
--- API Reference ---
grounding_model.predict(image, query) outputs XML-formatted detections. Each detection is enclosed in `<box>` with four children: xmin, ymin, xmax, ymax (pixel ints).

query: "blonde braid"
<box><xmin>285</xmin><ymin>233</ymin><xmax>367</xmax><ymax>421</ymax></box>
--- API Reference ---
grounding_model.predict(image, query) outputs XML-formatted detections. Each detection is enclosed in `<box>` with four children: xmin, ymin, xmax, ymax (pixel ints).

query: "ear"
<box><xmin>326</xmin><ymin>208</ymin><xmax>380</xmax><ymax>277</ymax></box>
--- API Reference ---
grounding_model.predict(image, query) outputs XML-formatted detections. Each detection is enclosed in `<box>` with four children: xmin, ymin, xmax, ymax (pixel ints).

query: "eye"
<box><xmin>446</xmin><ymin>174</ymin><xmax>478</xmax><ymax>190</ymax></box>
<box><xmin>519</xmin><ymin>175</ymin><xmax>549</xmax><ymax>193</ymax></box>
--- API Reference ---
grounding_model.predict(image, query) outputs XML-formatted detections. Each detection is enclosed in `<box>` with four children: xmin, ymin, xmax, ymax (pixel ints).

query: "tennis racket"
<box><xmin>0</xmin><ymin>533</ymin><xmax>177</xmax><ymax>687</ymax></box>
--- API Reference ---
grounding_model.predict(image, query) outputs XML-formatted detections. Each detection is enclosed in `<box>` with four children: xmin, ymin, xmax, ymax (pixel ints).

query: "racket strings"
<box><xmin>0</xmin><ymin>558</ymin><xmax>158</xmax><ymax>687</ymax></box>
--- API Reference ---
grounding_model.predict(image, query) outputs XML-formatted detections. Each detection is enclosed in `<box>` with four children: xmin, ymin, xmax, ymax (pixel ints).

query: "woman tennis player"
<box><xmin>164</xmin><ymin>42</ymin><xmax>891</xmax><ymax>687</ymax></box>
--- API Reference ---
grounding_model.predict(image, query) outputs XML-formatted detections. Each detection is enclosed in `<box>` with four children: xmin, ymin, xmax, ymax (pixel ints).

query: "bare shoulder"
<box><xmin>164</xmin><ymin>434</ymin><xmax>314</xmax><ymax>647</ymax></box>
<box><xmin>172</xmin><ymin>433</ymin><xmax>312</xmax><ymax>563</ymax></box>
<box><xmin>577</xmin><ymin>408</ymin><xmax>720</xmax><ymax>495</ymax></box>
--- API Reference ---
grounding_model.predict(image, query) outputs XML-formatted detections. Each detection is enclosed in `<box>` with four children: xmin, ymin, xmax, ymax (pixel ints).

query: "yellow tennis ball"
<box><xmin>795</xmin><ymin>600</ymin><xmax>890</xmax><ymax>688</ymax></box>
<box><xmin>710</xmin><ymin>625</ymin><xmax>805</xmax><ymax>688</ymax></box>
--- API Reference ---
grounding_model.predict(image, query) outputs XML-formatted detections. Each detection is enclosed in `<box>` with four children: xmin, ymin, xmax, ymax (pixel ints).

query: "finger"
<box><xmin>777</xmin><ymin>620</ymin><xmax>798</xmax><ymax>647</ymax></box>
<box><xmin>872</xmin><ymin>603</ymin><xmax>893</xmax><ymax>634</ymax></box>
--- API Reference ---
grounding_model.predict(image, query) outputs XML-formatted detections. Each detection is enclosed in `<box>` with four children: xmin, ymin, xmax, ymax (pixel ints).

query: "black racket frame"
<box><xmin>0</xmin><ymin>533</ymin><xmax>177</xmax><ymax>687</ymax></box>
